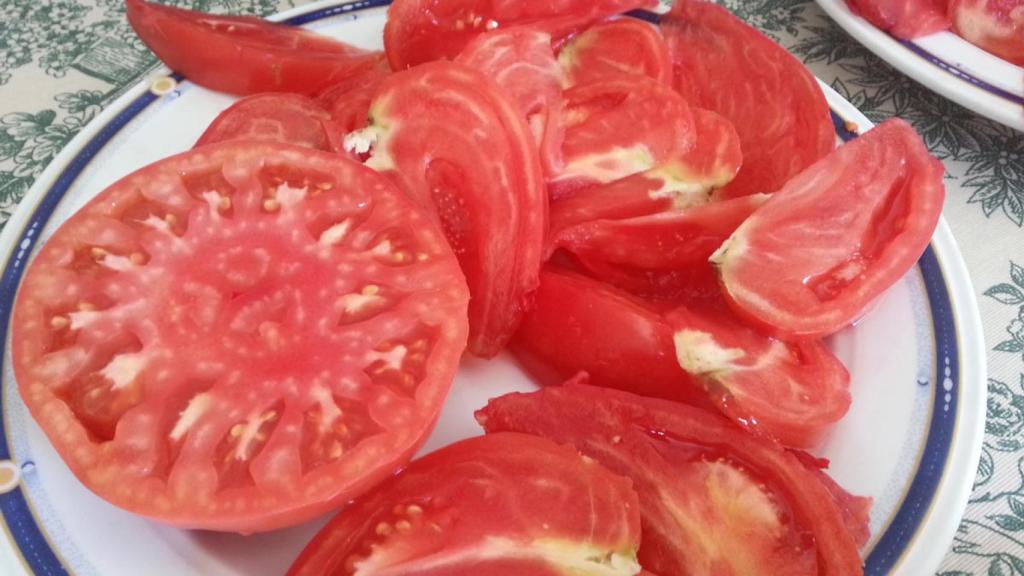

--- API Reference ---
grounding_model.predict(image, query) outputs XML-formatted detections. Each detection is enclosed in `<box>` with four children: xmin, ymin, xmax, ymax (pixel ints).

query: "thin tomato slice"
<box><xmin>194</xmin><ymin>93</ymin><xmax>338</xmax><ymax>151</ymax></box>
<box><xmin>125</xmin><ymin>0</ymin><xmax>384</xmax><ymax>96</ymax></box>
<box><xmin>846</xmin><ymin>0</ymin><xmax>951</xmax><ymax>38</ymax></box>
<box><xmin>668</xmin><ymin>300</ymin><xmax>851</xmax><ymax>448</ymax></box>
<box><xmin>951</xmin><ymin>0</ymin><xmax>1024</xmax><ymax>64</ymax></box>
<box><xmin>383</xmin><ymin>0</ymin><xmax>657</xmax><ymax>70</ymax></box>
<box><xmin>288</xmin><ymin>433</ymin><xmax>642</xmax><ymax>575</ymax></box>
<box><xmin>552</xmin><ymin>74</ymin><xmax>696</xmax><ymax>198</ymax></box>
<box><xmin>12</xmin><ymin>142</ymin><xmax>469</xmax><ymax>532</ymax></box>
<box><xmin>559</xmin><ymin>18</ymin><xmax>672</xmax><ymax>86</ymax></box>
<box><xmin>661</xmin><ymin>0</ymin><xmax>834</xmax><ymax>198</ymax></box>
<box><xmin>477</xmin><ymin>385</ymin><xmax>869</xmax><ymax>576</ymax></box>
<box><xmin>713</xmin><ymin>118</ymin><xmax>945</xmax><ymax>339</ymax></box>
<box><xmin>316</xmin><ymin>67</ymin><xmax>392</xmax><ymax>134</ymax></box>
<box><xmin>350</xmin><ymin>61</ymin><xmax>546</xmax><ymax>358</ymax></box>
<box><xmin>456</xmin><ymin>27</ymin><xmax>566</xmax><ymax>177</ymax></box>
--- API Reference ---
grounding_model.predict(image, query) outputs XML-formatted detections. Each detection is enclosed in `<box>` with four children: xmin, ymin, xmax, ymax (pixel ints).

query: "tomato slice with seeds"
<box><xmin>713</xmin><ymin>118</ymin><xmax>945</xmax><ymax>339</ymax></box>
<box><xmin>194</xmin><ymin>93</ymin><xmax>338</xmax><ymax>151</ymax></box>
<box><xmin>559</xmin><ymin>18</ymin><xmax>672</xmax><ymax>87</ymax></box>
<box><xmin>478</xmin><ymin>385</ymin><xmax>869</xmax><ymax>576</ymax></box>
<box><xmin>125</xmin><ymin>0</ymin><xmax>384</xmax><ymax>96</ymax></box>
<box><xmin>12</xmin><ymin>142</ymin><xmax>469</xmax><ymax>532</ymax></box>
<box><xmin>661</xmin><ymin>0</ymin><xmax>834</xmax><ymax>199</ymax></box>
<box><xmin>288</xmin><ymin>432</ymin><xmax>643</xmax><ymax>575</ymax></box>
<box><xmin>353</xmin><ymin>61</ymin><xmax>546</xmax><ymax>358</ymax></box>
<box><xmin>456</xmin><ymin>27</ymin><xmax>566</xmax><ymax>177</ymax></box>
<box><xmin>383</xmin><ymin>0</ymin><xmax>657</xmax><ymax>70</ymax></box>
<box><xmin>950</xmin><ymin>0</ymin><xmax>1024</xmax><ymax>64</ymax></box>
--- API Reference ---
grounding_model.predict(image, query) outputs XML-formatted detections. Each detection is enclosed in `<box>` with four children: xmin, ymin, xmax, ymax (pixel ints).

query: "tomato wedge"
<box><xmin>552</xmin><ymin>74</ymin><xmax>696</xmax><ymax>198</ymax></box>
<box><xmin>194</xmin><ymin>93</ymin><xmax>338</xmax><ymax>151</ymax></box>
<box><xmin>288</xmin><ymin>432</ymin><xmax>643</xmax><ymax>575</ymax></box>
<box><xmin>559</xmin><ymin>18</ymin><xmax>672</xmax><ymax>87</ymax></box>
<box><xmin>125</xmin><ymin>0</ymin><xmax>384</xmax><ymax>96</ymax></box>
<box><xmin>713</xmin><ymin>118</ymin><xmax>945</xmax><ymax>339</ymax></box>
<box><xmin>383</xmin><ymin>0</ymin><xmax>657</xmax><ymax>70</ymax></box>
<box><xmin>349</xmin><ymin>61</ymin><xmax>546</xmax><ymax>358</ymax></box>
<box><xmin>661</xmin><ymin>0</ymin><xmax>834</xmax><ymax>198</ymax></box>
<box><xmin>316</xmin><ymin>67</ymin><xmax>392</xmax><ymax>134</ymax></box>
<box><xmin>12</xmin><ymin>142</ymin><xmax>469</xmax><ymax>532</ymax></box>
<box><xmin>511</xmin><ymin>267</ymin><xmax>710</xmax><ymax>407</ymax></box>
<box><xmin>951</xmin><ymin>0</ymin><xmax>1024</xmax><ymax>64</ymax></box>
<box><xmin>456</xmin><ymin>28</ymin><xmax>566</xmax><ymax>176</ymax></box>
<box><xmin>668</xmin><ymin>301</ymin><xmax>851</xmax><ymax>448</ymax></box>
<box><xmin>845</xmin><ymin>0</ymin><xmax>951</xmax><ymax>38</ymax></box>
<box><xmin>477</xmin><ymin>385</ymin><xmax>869</xmax><ymax>576</ymax></box>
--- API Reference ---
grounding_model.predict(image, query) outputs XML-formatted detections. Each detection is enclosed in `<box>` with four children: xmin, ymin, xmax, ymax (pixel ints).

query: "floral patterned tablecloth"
<box><xmin>0</xmin><ymin>0</ymin><xmax>1022</xmax><ymax>573</ymax></box>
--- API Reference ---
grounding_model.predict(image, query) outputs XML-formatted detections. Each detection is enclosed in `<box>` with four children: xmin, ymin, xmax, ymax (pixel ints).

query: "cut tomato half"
<box><xmin>661</xmin><ymin>0</ymin><xmax>834</xmax><ymax>198</ymax></box>
<box><xmin>478</xmin><ymin>385</ymin><xmax>869</xmax><ymax>576</ymax></box>
<box><xmin>194</xmin><ymin>93</ymin><xmax>338</xmax><ymax>151</ymax></box>
<box><xmin>713</xmin><ymin>118</ymin><xmax>945</xmax><ymax>339</ymax></box>
<box><xmin>351</xmin><ymin>61</ymin><xmax>546</xmax><ymax>358</ymax></box>
<box><xmin>288</xmin><ymin>432</ymin><xmax>643</xmax><ymax>575</ymax></box>
<box><xmin>559</xmin><ymin>18</ymin><xmax>672</xmax><ymax>86</ymax></box>
<box><xmin>12</xmin><ymin>142</ymin><xmax>469</xmax><ymax>532</ymax></box>
<box><xmin>125</xmin><ymin>0</ymin><xmax>384</xmax><ymax>96</ymax></box>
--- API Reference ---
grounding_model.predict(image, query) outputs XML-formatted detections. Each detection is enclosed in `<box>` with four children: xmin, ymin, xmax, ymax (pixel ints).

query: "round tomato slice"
<box><xmin>12</xmin><ymin>142</ymin><xmax>469</xmax><ymax>532</ymax></box>
<box><xmin>951</xmin><ymin>0</ymin><xmax>1024</xmax><ymax>64</ymax></box>
<box><xmin>194</xmin><ymin>93</ymin><xmax>338</xmax><ymax>151</ymax></box>
<box><xmin>456</xmin><ymin>27</ymin><xmax>566</xmax><ymax>177</ymax></box>
<box><xmin>713</xmin><ymin>118</ymin><xmax>945</xmax><ymax>339</ymax></box>
<box><xmin>125</xmin><ymin>0</ymin><xmax>384</xmax><ymax>96</ymax></box>
<box><xmin>845</xmin><ymin>0</ymin><xmax>951</xmax><ymax>38</ymax></box>
<box><xmin>559</xmin><ymin>18</ymin><xmax>672</xmax><ymax>87</ymax></box>
<box><xmin>351</xmin><ymin>61</ymin><xmax>546</xmax><ymax>358</ymax></box>
<box><xmin>477</xmin><ymin>385</ymin><xmax>869</xmax><ymax>576</ymax></box>
<box><xmin>661</xmin><ymin>0</ymin><xmax>834</xmax><ymax>199</ymax></box>
<box><xmin>288</xmin><ymin>432</ymin><xmax>642</xmax><ymax>575</ymax></box>
<box><xmin>383</xmin><ymin>0</ymin><xmax>656</xmax><ymax>70</ymax></box>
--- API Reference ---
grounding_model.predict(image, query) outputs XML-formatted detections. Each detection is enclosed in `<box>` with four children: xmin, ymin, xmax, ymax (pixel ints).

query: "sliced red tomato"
<box><xmin>661</xmin><ymin>0</ymin><xmax>834</xmax><ymax>198</ymax></box>
<box><xmin>511</xmin><ymin>267</ymin><xmax>711</xmax><ymax>407</ymax></box>
<box><xmin>350</xmin><ymin>61</ymin><xmax>546</xmax><ymax>358</ymax></box>
<box><xmin>552</xmin><ymin>74</ymin><xmax>696</xmax><ymax>198</ymax></box>
<box><xmin>456</xmin><ymin>27</ymin><xmax>565</xmax><ymax>177</ymax></box>
<box><xmin>315</xmin><ymin>67</ymin><xmax>392</xmax><ymax>134</ymax></box>
<box><xmin>667</xmin><ymin>300</ymin><xmax>851</xmax><ymax>448</ymax></box>
<box><xmin>951</xmin><ymin>0</ymin><xmax>1024</xmax><ymax>64</ymax></box>
<box><xmin>125</xmin><ymin>0</ymin><xmax>384</xmax><ymax>96</ymax></box>
<box><xmin>713</xmin><ymin>118</ymin><xmax>945</xmax><ymax>339</ymax></box>
<box><xmin>383</xmin><ymin>0</ymin><xmax>657</xmax><ymax>70</ymax></box>
<box><xmin>288</xmin><ymin>432</ymin><xmax>642</xmax><ymax>575</ymax></box>
<box><xmin>559</xmin><ymin>18</ymin><xmax>672</xmax><ymax>86</ymax></box>
<box><xmin>477</xmin><ymin>385</ymin><xmax>869</xmax><ymax>576</ymax></box>
<box><xmin>194</xmin><ymin>93</ymin><xmax>338</xmax><ymax>151</ymax></box>
<box><xmin>845</xmin><ymin>0</ymin><xmax>951</xmax><ymax>38</ymax></box>
<box><xmin>12</xmin><ymin>142</ymin><xmax>469</xmax><ymax>532</ymax></box>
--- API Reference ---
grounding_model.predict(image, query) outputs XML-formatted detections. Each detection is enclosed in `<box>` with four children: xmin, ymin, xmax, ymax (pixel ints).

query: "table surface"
<box><xmin>0</xmin><ymin>0</ymin><xmax>1020</xmax><ymax>574</ymax></box>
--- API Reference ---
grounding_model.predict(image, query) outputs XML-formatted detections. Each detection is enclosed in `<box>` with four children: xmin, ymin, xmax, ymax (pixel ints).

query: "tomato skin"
<box><xmin>662</xmin><ymin>0</ymin><xmax>834</xmax><ymax>199</ymax></box>
<box><xmin>713</xmin><ymin>118</ymin><xmax>945</xmax><ymax>340</ymax></box>
<box><xmin>125</xmin><ymin>0</ymin><xmax>384</xmax><ymax>96</ymax></box>
<box><xmin>383</xmin><ymin>0</ymin><xmax>657</xmax><ymax>70</ymax></box>
<box><xmin>288</xmin><ymin>432</ymin><xmax>642</xmax><ymax>576</ymax></box>
<box><xmin>845</xmin><ymin>0</ymin><xmax>951</xmax><ymax>38</ymax></box>
<box><xmin>194</xmin><ymin>93</ymin><xmax>338</xmax><ymax>151</ymax></box>
<box><xmin>559</xmin><ymin>18</ymin><xmax>672</xmax><ymax>86</ymax></box>
<box><xmin>360</xmin><ymin>61</ymin><xmax>546</xmax><ymax>358</ymax></box>
<box><xmin>13</xmin><ymin>142</ymin><xmax>469</xmax><ymax>532</ymax></box>
<box><xmin>950</xmin><ymin>0</ymin><xmax>1024</xmax><ymax>64</ymax></box>
<box><xmin>477</xmin><ymin>385</ymin><xmax>868</xmax><ymax>576</ymax></box>
<box><xmin>512</xmin><ymin>268</ymin><xmax>712</xmax><ymax>407</ymax></box>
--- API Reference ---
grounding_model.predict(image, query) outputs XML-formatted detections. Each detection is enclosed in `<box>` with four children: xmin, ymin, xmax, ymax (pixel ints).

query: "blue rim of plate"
<box><xmin>896</xmin><ymin>39</ymin><xmax>1024</xmax><ymax>106</ymax></box>
<box><xmin>0</xmin><ymin>3</ymin><xmax>959</xmax><ymax>575</ymax></box>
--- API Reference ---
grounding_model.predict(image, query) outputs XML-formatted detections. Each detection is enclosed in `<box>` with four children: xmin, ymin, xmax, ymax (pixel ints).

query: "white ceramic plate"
<box><xmin>816</xmin><ymin>0</ymin><xmax>1023</xmax><ymax>131</ymax></box>
<box><xmin>0</xmin><ymin>2</ymin><xmax>987</xmax><ymax>575</ymax></box>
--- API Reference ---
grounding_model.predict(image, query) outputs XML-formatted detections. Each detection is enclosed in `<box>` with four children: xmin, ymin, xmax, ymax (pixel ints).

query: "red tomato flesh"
<box><xmin>477</xmin><ymin>385</ymin><xmax>869</xmax><ymax>576</ymax></box>
<box><xmin>194</xmin><ymin>93</ymin><xmax>338</xmax><ymax>151</ymax></box>
<box><xmin>316</xmin><ymin>67</ymin><xmax>393</xmax><ymax>135</ymax></box>
<box><xmin>354</xmin><ymin>61</ymin><xmax>546</xmax><ymax>358</ymax></box>
<box><xmin>845</xmin><ymin>0</ymin><xmax>951</xmax><ymax>38</ymax></box>
<box><xmin>713</xmin><ymin>118</ymin><xmax>945</xmax><ymax>339</ymax></box>
<box><xmin>951</xmin><ymin>0</ymin><xmax>1024</xmax><ymax>64</ymax></box>
<box><xmin>125</xmin><ymin>0</ymin><xmax>384</xmax><ymax>96</ymax></box>
<box><xmin>559</xmin><ymin>18</ymin><xmax>672</xmax><ymax>87</ymax></box>
<box><xmin>288</xmin><ymin>433</ymin><xmax>642</xmax><ymax>575</ymax></box>
<box><xmin>12</xmin><ymin>142</ymin><xmax>469</xmax><ymax>532</ymax></box>
<box><xmin>662</xmin><ymin>0</ymin><xmax>834</xmax><ymax>199</ymax></box>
